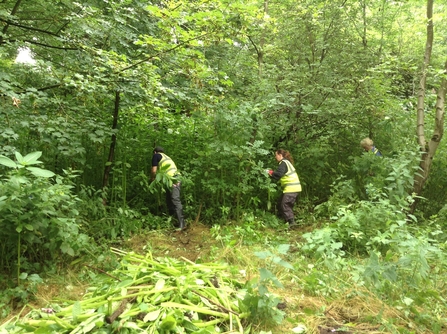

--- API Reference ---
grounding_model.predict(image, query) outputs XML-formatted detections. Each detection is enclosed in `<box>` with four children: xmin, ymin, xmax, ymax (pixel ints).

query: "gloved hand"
<box><xmin>268</xmin><ymin>169</ymin><xmax>273</xmax><ymax>176</ymax></box>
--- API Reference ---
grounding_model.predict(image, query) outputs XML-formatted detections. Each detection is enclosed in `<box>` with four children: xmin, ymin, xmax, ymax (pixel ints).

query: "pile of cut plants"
<box><xmin>0</xmin><ymin>247</ymin><xmax>260</xmax><ymax>334</ymax></box>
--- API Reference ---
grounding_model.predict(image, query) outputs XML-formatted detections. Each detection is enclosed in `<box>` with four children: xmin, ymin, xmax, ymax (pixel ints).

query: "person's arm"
<box><xmin>151</xmin><ymin>153</ymin><xmax>162</xmax><ymax>181</ymax></box>
<box><xmin>151</xmin><ymin>166</ymin><xmax>157</xmax><ymax>181</ymax></box>
<box><xmin>270</xmin><ymin>161</ymin><xmax>288</xmax><ymax>181</ymax></box>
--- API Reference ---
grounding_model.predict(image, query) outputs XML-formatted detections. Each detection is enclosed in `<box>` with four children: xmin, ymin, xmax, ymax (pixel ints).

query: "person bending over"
<box><xmin>151</xmin><ymin>146</ymin><xmax>186</xmax><ymax>230</ymax></box>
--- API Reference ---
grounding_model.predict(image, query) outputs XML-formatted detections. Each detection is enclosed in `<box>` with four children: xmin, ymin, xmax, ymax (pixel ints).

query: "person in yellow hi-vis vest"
<box><xmin>267</xmin><ymin>149</ymin><xmax>302</xmax><ymax>228</ymax></box>
<box><xmin>151</xmin><ymin>146</ymin><xmax>185</xmax><ymax>231</ymax></box>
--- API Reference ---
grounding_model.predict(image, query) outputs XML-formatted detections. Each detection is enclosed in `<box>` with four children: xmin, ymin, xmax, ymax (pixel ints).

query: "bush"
<box><xmin>0</xmin><ymin>152</ymin><xmax>88</xmax><ymax>283</ymax></box>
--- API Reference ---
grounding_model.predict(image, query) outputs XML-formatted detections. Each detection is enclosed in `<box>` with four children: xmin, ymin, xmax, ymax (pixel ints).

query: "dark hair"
<box><xmin>154</xmin><ymin>146</ymin><xmax>164</xmax><ymax>153</ymax></box>
<box><xmin>276</xmin><ymin>149</ymin><xmax>294</xmax><ymax>165</ymax></box>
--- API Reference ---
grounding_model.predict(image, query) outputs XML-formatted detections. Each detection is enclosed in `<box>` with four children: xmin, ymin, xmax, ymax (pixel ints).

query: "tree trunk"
<box><xmin>102</xmin><ymin>90</ymin><xmax>120</xmax><ymax>206</ymax></box>
<box><xmin>412</xmin><ymin>0</ymin><xmax>447</xmax><ymax>211</ymax></box>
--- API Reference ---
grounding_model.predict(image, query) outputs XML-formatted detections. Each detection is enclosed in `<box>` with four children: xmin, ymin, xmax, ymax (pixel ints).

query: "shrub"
<box><xmin>0</xmin><ymin>152</ymin><xmax>88</xmax><ymax>284</ymax></box>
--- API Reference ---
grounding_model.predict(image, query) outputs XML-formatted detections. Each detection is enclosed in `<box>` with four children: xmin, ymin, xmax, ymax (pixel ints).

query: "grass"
<box><xmin>1</xmin><ymin>220</ymin><xmax>446</xmax><ymax>334</ymax></box>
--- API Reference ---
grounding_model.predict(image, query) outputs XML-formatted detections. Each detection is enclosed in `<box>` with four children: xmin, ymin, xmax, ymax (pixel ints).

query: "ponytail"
<box><xmin>276</xmin><ymin>149</ymin><xmax>294</xmax><ymax>165</ymax></box>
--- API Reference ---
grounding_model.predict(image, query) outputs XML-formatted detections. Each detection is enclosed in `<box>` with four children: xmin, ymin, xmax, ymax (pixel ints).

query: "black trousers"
<box><xmin>277</xmin><ymin>192</ymin><xmax>298</xmax><ymax>222</ymax></box>
<box><xmin>166</xmin><ymin>182</ymin><xmax>184</xmax><ymax>226</ymax></box>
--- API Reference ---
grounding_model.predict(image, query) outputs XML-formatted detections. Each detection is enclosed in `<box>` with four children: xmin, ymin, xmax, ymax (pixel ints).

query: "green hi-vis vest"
<box><xmin>279</xmin><ymin>159</ymin><xmax>302</xmax><ymax>193</ymax></box>
<box><xmin>159</xmin><ymin>153</ymin><xmax>178</xmax><ymax>177</ymax></box>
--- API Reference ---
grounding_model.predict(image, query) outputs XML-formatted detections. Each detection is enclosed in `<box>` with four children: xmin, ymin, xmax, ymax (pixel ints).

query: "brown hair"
<box><xmin>276</xmin><ymin>149</ymin><xmax>294</xmax><ymax>165</ymax></box>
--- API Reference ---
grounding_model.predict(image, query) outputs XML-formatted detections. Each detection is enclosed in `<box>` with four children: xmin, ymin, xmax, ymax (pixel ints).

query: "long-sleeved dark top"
<box><xmin>271</xmin><ymin>160</ymin><xmax>289</xmax><ymax>181</ymax></box>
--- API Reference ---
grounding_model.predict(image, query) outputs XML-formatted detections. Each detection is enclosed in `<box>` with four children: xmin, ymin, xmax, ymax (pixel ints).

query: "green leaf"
<box><xmin>155</xmin><ymin>278</ymin><xmax>165</xmax><ymax>290</ymax></box>
<box><xmin>26</xmin><ymin>167</ymin><xmax>55</xmax><ymax>178</ymax></box>
<box><xmin>72</xmin><ymin>301</ymin><xmax>82</xmax><ymax>321</ymax></box>
<box><xmin>60</xmin><ymin>242</ymin><xmax>75</xmax><ymax>256</ymax></box>
<box><xmin>35</xmin><ymin>325</ymin><xmax>60</xmax><ymax>333</ymax></box>
<box><xmin>182</xmin><ymin>319</ymin><xmax>199</xmax><ymax>331</ymax></box>
<box><xmin>123</xmin><ymin>322</ymin><xmax>141</xmax><ymax>330</ymax></box>
<box><xmin>160</xmin><ymin>315</ymin><xmax>176</xmax><ymax>330</ymax></box>
<box><xmin>277</xmin><ymin>244</ymin><xmax>290</xmax><ymax>255</ymax></box>
<box><xmin>0</xmin><ymin>155</ymin><xmax>17</xmax><ymax>168</ymax></box>
<box><xmin>143</xmin><ymin>309</ymin><xmax>161</xmax><ymax>322</ymax></box>
<box><xmin>73</xmin><ymin>313</ymin><xmax>103</xmax><ymax>334</ymax></box>
<box><xmin>22</xmin><ymin>151</ymin><xmax>43</xmax><ymax>165</ymax></box>
<box><xmin>28</xmin><ymin>274</ymin><xmax>43</xmax><ymax>283</ymax></box>
<box><xmin>271</xmin><ymin>256</ymin><xmax>282</xmax><ymax>264</ymax></box>
<box><xmin>254</xmin><ymin>251</ymin><xmax>271</xmax><ymax>259</ymax></box>
<box><xmin>277</xmin><ymin>260</ymin><xmax>294</xmax><ymax>270</ymax></box>
<box><xmin>14</xmin><ymin>151</ymin><xmax>24</xmax><ymax>164</ymax></box>
<box><xmin>403</xmin><ymin>297</ymin><xmax>413</xmax><ymax>306</ymax></box>
<box><xmin>270</xmin><ymin>276</ymin><xmax>284</xmax><ymax>288</ymax></box>
<box><xmin>259</xmin><ymin>268</ymin><xmax>274</xmax><ymax>281</ymax></box>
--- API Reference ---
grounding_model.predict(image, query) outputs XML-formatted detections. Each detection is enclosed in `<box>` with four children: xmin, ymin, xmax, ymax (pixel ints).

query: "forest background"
<box><xmin>1</xmin><ymin>0</ymin><xmax>447</xmax><ymax>333</ymax></box>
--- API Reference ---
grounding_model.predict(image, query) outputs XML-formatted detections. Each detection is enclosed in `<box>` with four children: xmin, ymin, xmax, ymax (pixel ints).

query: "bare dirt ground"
<box><xmin>124</xmin><ymin>222</ymin><xmax>217</xmax><ymax>262</ymax></box>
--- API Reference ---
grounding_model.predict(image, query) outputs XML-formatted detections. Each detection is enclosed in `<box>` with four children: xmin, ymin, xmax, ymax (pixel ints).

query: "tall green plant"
<box><xmin>241</xmin><ymin>244</ymin><xmax>294</xmax><ymax>327</ymax></box>
<box><xmin>307</xmin><ymin>152</ymin><xmax>421</xmax><ymax>258</ymax></box>
<box><xmin>0</xmin><ymin>152</ymin><xmax>88</xmax><ymax>284</ymax></box>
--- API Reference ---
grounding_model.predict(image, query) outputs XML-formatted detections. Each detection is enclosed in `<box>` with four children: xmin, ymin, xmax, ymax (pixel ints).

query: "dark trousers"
<box><xmin>166</xmin><ymin>182</ymin><xmax>184</xmax><ymax>226</ymax></box>
<box><xmin>277</xmin><ymin>192</ymin><xmax>298</xmax><ymax>222</ymax></box>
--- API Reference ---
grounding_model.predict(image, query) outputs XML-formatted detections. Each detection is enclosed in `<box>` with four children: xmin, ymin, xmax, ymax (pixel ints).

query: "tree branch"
<box><xmin>116</xmin><ymin>32</ymin><xmax>212</xmax><ymax>73</ymax></box>
<box><xmin>0</xmin><ymin>0</ymin><xmax>23</xmax><ymax>44</ymax></box>
<box><xmin>0</xmin><ymin>18</ymin><xmax>61</xmax><ymax>38</ymax></box>
<box><xmin>22</xmin><ymin>39</ymin><xmax>78</xmax><ymax>50</ymax></box>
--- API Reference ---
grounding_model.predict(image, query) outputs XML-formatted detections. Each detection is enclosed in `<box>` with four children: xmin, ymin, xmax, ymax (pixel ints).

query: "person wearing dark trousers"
<box><xmin>151</xmin><ymin>146</ymin><xmax>186</xmax><ymax>230</ymax></box>
<box><xmin>267</xmin><ymin>149</ymin><xmax>302</xmax><ymax>228</ymax></box>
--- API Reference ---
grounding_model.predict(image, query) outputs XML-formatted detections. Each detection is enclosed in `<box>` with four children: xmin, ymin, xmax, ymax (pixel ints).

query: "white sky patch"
<box><xmin>15</xmin><ymin>47</ymin><xmax>36</xmax><ymax>65</ymax></box>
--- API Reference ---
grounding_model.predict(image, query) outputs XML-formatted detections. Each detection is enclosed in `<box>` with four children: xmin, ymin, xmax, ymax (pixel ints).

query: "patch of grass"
<box><xmin>2</xmin><ymin>220</ymin><xmax>447</xmax><ymax>334</ymax></box>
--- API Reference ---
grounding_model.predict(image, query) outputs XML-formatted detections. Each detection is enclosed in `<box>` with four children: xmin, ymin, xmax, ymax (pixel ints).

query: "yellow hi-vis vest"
<box><xmin>279</xmin><ymin>159</ymin><xmax>302</xmax><ymax>193</ymax></box>
<box><xmin>159</xmin><ymin>153</ymin><xmax>178</xmax><ymax>177</ymax></box>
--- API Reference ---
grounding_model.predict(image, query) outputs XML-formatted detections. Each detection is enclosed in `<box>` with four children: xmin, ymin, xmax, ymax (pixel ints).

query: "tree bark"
<box><xmin>412</xmin><ymin>0</ymin><xmax>447</xmax><ymax>211</ymax></box>
<box><xmin>102</xmin><ymin>90</ymin><xmax>120</xmax><ymax>206</ymax></box>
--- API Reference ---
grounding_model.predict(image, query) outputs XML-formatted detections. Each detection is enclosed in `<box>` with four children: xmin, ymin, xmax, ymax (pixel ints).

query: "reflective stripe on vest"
<box><xmin>159</xmin><ymin>153</ymin><xmax>178</xmax><ymax>177</ymax></box>
<box><xmin>280</xmin><ymin>159</ymin><xmax>302</xmax><ymax>193</ymax></box>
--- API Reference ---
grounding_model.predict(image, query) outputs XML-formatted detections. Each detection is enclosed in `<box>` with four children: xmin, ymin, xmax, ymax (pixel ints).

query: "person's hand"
<box><xmin>266</xmin><ymin>169</ymin><xmax>273</xmax><ymax>176</ymax></box>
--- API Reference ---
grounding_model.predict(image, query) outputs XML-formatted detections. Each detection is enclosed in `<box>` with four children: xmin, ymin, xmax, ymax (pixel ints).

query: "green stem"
<box><xmin>17</xmin><ymin>232</ymin><xmax>21</xmax><ymax>286</ymax></box>
<box><xmin>161</xmin><ymin>301</ymin><xmax>229</xmax><ymax>318</ymax></box>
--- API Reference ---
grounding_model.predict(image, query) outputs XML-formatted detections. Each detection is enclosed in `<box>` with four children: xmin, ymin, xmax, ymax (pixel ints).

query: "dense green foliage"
<box><xmin>1</xmin><ymin>0</ymin><xmax>447</xmax><ymax>332</ymax></box>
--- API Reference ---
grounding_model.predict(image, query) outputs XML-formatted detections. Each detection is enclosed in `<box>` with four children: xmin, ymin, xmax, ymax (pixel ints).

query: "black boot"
<box><xmin>287</xmin><ymin>218</ymin><xmax>297</xmax><ymax>229</ymax></box>
<box><xmin>178</xmin><ymin>218</ymin><xmax>186</xmax><ymax>230</ymax></box>
<box><xmin>176</xmin><ymin>210</ymin><xmax>186</xmax><ymax>231</ymax></box>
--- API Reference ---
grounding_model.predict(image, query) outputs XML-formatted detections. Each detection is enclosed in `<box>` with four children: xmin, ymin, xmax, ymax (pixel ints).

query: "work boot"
<box><xmin>175</xmin><ymin>210</ymin><xmax>186</xmax><ymax>231</ymax></box>
<box><xmin>287</xmin><ymin>218</ymin><xmax>297</xmax><ymax>229</ymax></box>
<box><xmin>178</xmin><ymin>218</ymin><xmax>186</xmax><ymax>230</ymax></box>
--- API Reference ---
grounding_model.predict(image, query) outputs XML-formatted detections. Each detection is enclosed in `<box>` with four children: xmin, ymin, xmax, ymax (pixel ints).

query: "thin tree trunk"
<box><xmin>258</xmin><ymin>0</ymin><xmax>268</xmax><ymax>77</ymax></box>
<box><xmin>102</xmin><ymin>90</ymin><xmax>120</xmax><ymax>206</ymax></box>
<box><xmin>411</xmin><ymin>0</ymin><xmax>447</xmax><ymax>212</ymax></box>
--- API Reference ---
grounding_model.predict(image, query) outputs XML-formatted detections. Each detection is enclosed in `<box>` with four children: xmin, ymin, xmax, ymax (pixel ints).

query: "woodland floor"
<box><xmin>3</xmin><ymin>221</ymin><xmax>433</xmax><ymax>334</ymax></box>
<box><xmin>120</xmin><ymin>222</ymin><xmax>389</xmax><ymax>334</ymax></box>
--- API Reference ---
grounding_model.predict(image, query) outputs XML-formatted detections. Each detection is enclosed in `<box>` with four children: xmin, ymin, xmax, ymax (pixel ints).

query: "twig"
<box><xmin>105</xmin><ymin>297</ymin><xmax>136</xmax><ymax>323</ymax></box>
